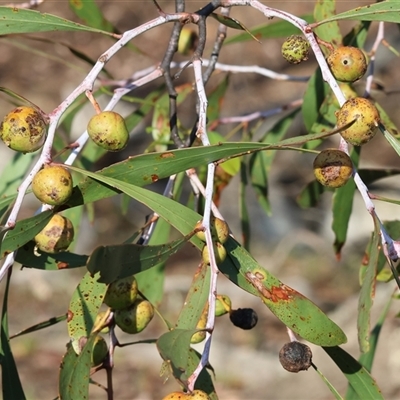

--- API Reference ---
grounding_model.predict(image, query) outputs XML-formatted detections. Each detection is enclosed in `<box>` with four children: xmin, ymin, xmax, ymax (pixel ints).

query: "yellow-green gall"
<box><xmin>327</xmin><ymin>46</ymin><xmax>367</xmax><ymax>83</ymax></box>
<box><xmin>34</xmin><ymin>214</ymin><xmax>74</xmax><ymax>253</ymax></box>
<box><xmin>281</xmin><ymin>35</ymin><xmax>310</xmax><ymax>64</ymax></box>
<box><xmin>87</xmin><ymin>111</ymin><xmax>129</xmax><ymax>152</ymax></box>
<box><xmin>114</xmin><ymin>299</ymin><xmax>154</xmax><ymax>334</ymax></box>
<box><xmin>215</xmin><ymin>295</ymin><xmax>232</xmax><ymax>317</ymax></box>
<box><xmin>201</xmin><ymin>242</ymin><xmax>227</xmax><ymax>265</ymax></box>
<box><xmin>0</xmin><ymin>106</ymin><xmax>47</xmax><ymax>153</ymax></box>
<box><xmin>91</xmin><ymin>335</ymin><xmax>108</xmax><ymax>367</ymax></box>
<box><xmin>178</xmin><ymin>27</ymin><xmax>198</xmax><ymax>55</ymax></box>
<box><xmin>336</xmin><ymin>97</ymin><xmax>380</xmax><ymax>145</ymax></box>
<box><xmin>331</xmin><ymin>83</ymin><xmax>358</xmax><ymax>109</ymax></box>
<box><xmin>191</xmin><ymin>304</ymin><xmax>208</xmax><ymax>344</ymax></box>
<box><xmin>32</xmin><ymin>165</ymin><xmax>73</xmax><ymax>206</ymax></box>
<box><xmin>195</xmin><ymin>217</ymin><xmax>229</xmax><ymax>244</ymax></box>
<box><xmin>104</xmin><ymin>275</ymin><xmax>138</xmax><ymax>310</ymax></box>
<box><xmin>313</xmin><ymin>149</ymin><xmax>353</xmax><ymax>188</ymax></box>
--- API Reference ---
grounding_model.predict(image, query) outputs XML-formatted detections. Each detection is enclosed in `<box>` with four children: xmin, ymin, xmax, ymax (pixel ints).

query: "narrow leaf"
<box><xmin>68</xmin><ymin>136</ymin><xmax>349</xmax><ymax>209</ymax></box>
<box><xmin>157</xmin><ymin>329</ymin><xmax>202</xmax><ymax>384</ymax></box>
<box><xmin>380</xmin><ymin>123</ymin><xmax>400</xmax><ymax>157</ymax></box>
<box><xmin>357</xmin><ymin>215</ymin><xmax>380</xmax><ymax>353</ymax></box>
<box><xmin>225</xmin><ymin>15</ymin><xmax>314</xmax><ymax>44</ymax></box>
<box><xmin>16</xmin><ymin>241</ymin><xmax>87</xmax><ymax>270</ymax></box>
<box><xmin>0</xmin><ymin>194</ymin><xmax>16</xmax><ymax>218</ymax></box>
<box><xmin>0</xmin><ymin>210</ymin><xmax>53</xmax><ymax>258</ymax></box>
<box><xmin>207</xmin><ymin>75</ymin><xmax>230</xmax><ymax>123</ymax></box>
<box><xmin>0</xmin><ymin>271</ymin><xmax>26</xmax><ymax>400</ymax></box>
<box><xmin>313</xmin><ymin>0</ymin><xmax>342</xmax><ymax>46</ymax></box>
<box><xmin>313</xmin><ymin>364</ymin><xmax>344</xmax><ymax>400</ymax></box>
<box><xmin>176</xmin><ymin>263</ymin><xmax>210</xmax><ymax>329</ymax></box>
<box><xmin>250</xmin><ymin>110</ymin><xmax>298</xmax><ymax>215</ymax></box>
<box><xmin>239</xmin><ymin>160</ymin><xmax>251</xmax><ymax>249</ymax></box>
<box><xmin>158</xmin><ymin>343</ymin><xmax>217</xmax><ymax>399</ymax></box>
<box><xmin>67</xmin><ymin>272</ymin><xmax>107</xmax><ymax>354</ymax></box>
<box><xmin>323</xmin><ymin>346</ymin><xmax>384</xmax><ymax>400</ymax></box>
<box><xmin>332</xmin><ymin>147</ymin><xmax>360</xmax><ymax>256</ymax></box>
<box><xmin>59</xmin><ymin>336</ymin><xmax>95</xmax><ymax>400</ymax></box>
<box><xmin>0</xmin><ymin>7</ymin><xmax>114</xmax><ymax>35</ymax></box>
<box><xmin>302</xmin><ymin>68</ymin><xmax>330</xmax><ymax>132</ymax></box>
<box><xmin>0</xmin><ymin>152</ymin><xmax>36</xmax><ymax>197</ymax></box>
<box><xmin>135</xmin><ymin>217</ymin><xmax>171</xmax><ymax>306</ymax></box>
<box><xmin>210</xmin><ymin>13</ymin><xmax>260</xmax><ymax>42</ymax></box>
<box><xmin>317</xmin><ymin>2</ymin><xmax>400</xmax><ymax>25</ymax></box>
<box><xmin>297</xmin><ymin>180</ymin><xmax>326</xmax><ymax>208</ymax></box>
<box><xmin>59</xmin><ymin>342</ymin><xmax>79</xmax><ymax>399</ymax></box>
<box><xmin>68</xmin><ymin>0</ymin><xmax>113</xmax><ymax>32</ymax></box>
<box><xmin>151</xmin><ymin>85</ymin><xmax>192</xmax><ymax>152</ymax></box>
<box><xmin>332</xmin><ymin>180</ymin><xmax>357</xmax><ymax>256</ymax></box>
<box><xmin>346</xmin><ymin>295</ymin><xmax>392</xmax><ymax>399</ymax></box>
<box><xmin>87</xmin><ymin>236</ymin><xmax>190</xmax><ymax>284</ymax></box>
<box><xmin>10</xmin><ymin>314</ymin><xmax>67</xmax><ymax>339</ymax></box>
<box><xmin>222</xmin><ymin>238</ymin><xmax>347</xmax><ymax>346</ymax></box>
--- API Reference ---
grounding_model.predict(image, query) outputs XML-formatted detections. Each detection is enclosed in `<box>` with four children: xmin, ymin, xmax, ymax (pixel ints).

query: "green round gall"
<box><xmin>32</xmin><ymin>165</ymin><xmax>73</xmax><ymax>206</ymax></box>
<box><xmin>281</xmin><ymin>35</ymin><xmax>310</xmax><ymax>64</ymax></box>
<box><xmin>331</xmin><ymin>83</ymin><xmax>358</xmax><ymax>108</ymax></box>
<box><xmin>327</xmin><ymin>46</ymin><xmax>367</xmax><ymax>83</ymax></box>
<box><xmin>339</xmin><ymin>83</ymin><xmax>358</xmax><ymax>101</ymax></box>
<box><xmin>34</xmin><ymin>214</ymin><xmax>74</xmax><ymax>253</ymax></box>
<box><xmin>114</xmin><ymin>299</ymin><xmax>154</xmax><ymax>334</ymax></box>
<box><xmin>194</xmin><ymin>219</ymin><xmax>206</xmax><ymax>242</ymax></box>
<box><xmin>104</xmin><ymin>275</ymin><xmax>138</xmax><ymax>310</ymax></box>
<box><xmin>0</xmin><ymin>106</ymin><xmax>47</xmax><ymax>153</ymax></box>
<box><xmin>195</xmin><ymin>217</ymin><xmax>229</xmax><ymax>244</ymax></box>
<box><xmin>191</xmin><ymin>305</ymin><xmax>208</xmax><ymax>344</ymax></box>
<box><xmin>91</xmin><ymin>335</ymin><xmax>108</xmax><ymax>367</ymax></box>
<box><xmin>336</xmin><ymin>97</ymin><xmax>380</xmax><ymax>145</ymax></box>
<box><xmin>214</xmin><ymin>217</ymin><xmax>229</xmax><ymax>244</ymax></box>
<box><xmin>215</xmin><ymin>295</ymin><xmax>232</xmax><ymax>317</ymax></box>
<box><xmin>201</xmin><ymin>242</ymin><xmax>227</xmax><ymax>265</ymax></box>
<box><xmin>178</xmin><ymin>27</ymin><xmax>198</xmax><ymax>55</ymax></box>
<box><xmin>87</xmin><ymin>111</ymin><xmax>129</xmax><ymax>152</ymax></box>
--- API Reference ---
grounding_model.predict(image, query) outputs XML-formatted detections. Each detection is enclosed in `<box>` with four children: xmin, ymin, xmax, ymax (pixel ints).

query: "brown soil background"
<box><xmin>1</xmin><ymin>1</ymin><xmax>400</xmax><ymax>399</ymax></box>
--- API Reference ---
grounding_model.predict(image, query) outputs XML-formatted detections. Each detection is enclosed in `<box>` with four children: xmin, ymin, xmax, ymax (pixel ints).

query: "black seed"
<box><xmin>229</xmin><ymin>308</ymin><xmax>258</xmax><ymax>330</ymax></box>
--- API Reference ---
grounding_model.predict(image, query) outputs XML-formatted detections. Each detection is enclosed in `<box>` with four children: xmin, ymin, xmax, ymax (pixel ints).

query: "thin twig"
<box><xmin>364</xmin><ymin>21</ymin><xmax>384</xmax><ymax>98</ymax></box>
<box><xmin>202</xmin><ymin>6</ymin><xmax>230</xmax><ymax>84</ymax></box>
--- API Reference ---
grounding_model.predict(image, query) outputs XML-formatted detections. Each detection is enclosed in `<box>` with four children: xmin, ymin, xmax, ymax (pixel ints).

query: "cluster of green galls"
<box><xmin>281</xmin><ymin>35</ymin><xmax>381</xmax><ymax>189</ymax></box>
<box><xmin>0</xmin><ymin>106</ymin><xmax>130</xmax><ymax>254</ymax></box>
<box><xmin>88</xmin><ymin>274</ymin><xmax>155</xmax><ymax>368</ymax></box>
